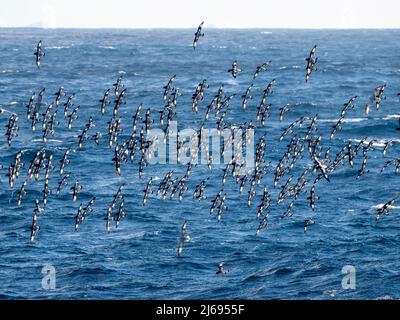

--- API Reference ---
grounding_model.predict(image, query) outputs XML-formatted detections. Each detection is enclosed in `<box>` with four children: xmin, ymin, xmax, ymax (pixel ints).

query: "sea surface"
<box><xmin>0</xmin><ymin>28</ymin><xmax>399</xmax><ymax>300</ymax></box>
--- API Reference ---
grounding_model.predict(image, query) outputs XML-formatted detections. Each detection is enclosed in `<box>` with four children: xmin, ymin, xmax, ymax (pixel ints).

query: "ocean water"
<box><xmin>0</xmin><ymin>28</ymin><xmax>399</xmax><ymax>300</ymax></box>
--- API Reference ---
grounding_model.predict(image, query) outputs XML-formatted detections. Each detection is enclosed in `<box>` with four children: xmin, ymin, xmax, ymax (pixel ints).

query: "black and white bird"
<box><xmin>305</xmin><ymin>45</ymin><xmax>318</xmax><ymax>82</ymax></box>
<box><xmin>177</xmin><ymin>220</ymin><xmax>190</xmax><ymax>256</ymax></box>
<box><xmin>193</xmin><ymin>21</ymin><xmax>205</xmax><ymax>49</ymax></box>
<box><xmin>304</xmin><ymin>219</ymin><xmax>315</xmax><ymax>233</ymax></box>
<box><xmin>228</xmin><ymin>60</ymin><xmax>241</xmax><ymax>78</ymax></box>
<box><xmin>216</xmin><ymin>262</ymin><xmax>226</xmax><ymax>274</ymax></box>
<box><xmin>253</xmin><ymin>61</ymin><xmax>271</xmax><ymax>79</ymax></box>
<box><xmin>34</xmin><ymin>40</ymin><xmax>45</xmax><ymax>68</ymax></box>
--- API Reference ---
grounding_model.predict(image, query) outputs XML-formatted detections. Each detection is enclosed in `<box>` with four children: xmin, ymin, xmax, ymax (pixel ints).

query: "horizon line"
<box><xmin>1</xmin><ymin>26</ymin><xmax>400</xmax><ymax>30</ymax></box>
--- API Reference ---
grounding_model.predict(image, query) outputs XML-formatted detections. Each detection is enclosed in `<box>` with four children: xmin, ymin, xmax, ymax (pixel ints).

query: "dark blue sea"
<box><xmin>0</xmin><ymin>28</ymin><xmax>399</xmax><ymax>300</ymax></box>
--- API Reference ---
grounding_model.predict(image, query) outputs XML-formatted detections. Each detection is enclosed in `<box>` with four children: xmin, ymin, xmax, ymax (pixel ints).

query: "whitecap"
<box><xmin>225</xmin><ymin>78</ymin><xmax>239</xmax><ymax>86</ymax></box>
<box><xmin>112</xmin><ymin>231</ymin><xmax>146</xmax><ymax>240</ymax></box>
<box><xmin>47</xmin><ymin>139</ymin><xmax>64</xmax><ymax>143</ymax></box>
<box><xmin>375</xmin><ymin>295</ymin><xmax>396</xmax><ymax>300</ymax></box>
<box><xmin>31</xmin><ymin>139</ymin><xmax>63</xmax><ymax>143</ymax></box>
<box><xmin>342</xmin><ymin>118</ymin><xmax>367</xmax><ymax>123</ymax></box>
<box><xmin>261</xmin><ymin>31</ymin><xmax>272</xmax><ymax>35</ymax></box>
<box><xmin>371</xmin><ymin>141</ymin><xmax>388</xmax><ymax>147</ymax></box>
<box><xmin>47</xmin><ymin>46</ymin><xmax>70</xmax><ymax>49</ymax></box>
<box><xmin>99</xmin><ymin>46</ymin><xmax>115</xmax><ymax>50</ymax></box>
<box><xmin>8</xmin><ymin>101</ymin><xmax>18</xmax><ymax>105</ymax></box>
<box><xmin>382</xmin><ymin>114</ymin><xmax>400</xmax><ymax>120</ymax></box>
<box><xmin>319</xmin><ymin>118</ymin><xmax>366</xmax><ymax>123</ymax></box>
<box><xmin>349</xmin><ymin>138</ymin><xmax>400</xmax><ymax>147</ymax></box>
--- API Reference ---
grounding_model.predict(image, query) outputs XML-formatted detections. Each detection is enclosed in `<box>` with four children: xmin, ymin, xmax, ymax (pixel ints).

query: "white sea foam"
<box><xmin>225</xmin><ymin>78</ymin><xmax>239</xmax><ymax>86</ymax></box>
<box><xmin>342</xmin><ymin>118</ymin><xmax>367</xmax><ymax>123</ymax></box>
<box><xmin>2</xmin><ymin>70</ymin><xmax>23</xmax><ymax>73</ymax></box>
<box><xmin>31</xmin><ymin>139</ymin><xmax>63</xmax><ymax>143</ymax></box>
<box><xmin>112</xmin><ymin>231</ymin><xmax>146</xmax><ymax>240</ymax></box>
<box><xmin>349</xmin><ymin>138</ymin><xmax>400</xmax><ymax>147</ymax></box>
<box><xmin>382</xmin><ymin>114</ymin><xmax>400</xmax><ymax>120</ymax></box>
<box><xmin>319</xmin><ymin>118</ymin><xmax>367</xmax><ymax>123</ymax></box>
<box><xmin>278</xmin><ymin>64</ymin><xmax>301</xmax><ymax>70</ymax></box>
<box><xmin>261</xmin><ymin>31</ymin><xmax>272</xmax><ymax>35</ymax></box>
<box><xmin>99</xmin><ymin>46</ymin><xmax>115</xmax><ymax>49</ymax></box>
<box><xmin>372</xmin><ymin>141</ymin><xmax>389</xmax><ymax>147</ymax></box>
<box><xmin>47</xmin><ymin>46</ymin><xmax>70</xmax><ymax>49</ymax></box>
<box><xmin>375</xmin><ymin>295</ymin><xmax>396</xmax><ymax>300</ymax></box>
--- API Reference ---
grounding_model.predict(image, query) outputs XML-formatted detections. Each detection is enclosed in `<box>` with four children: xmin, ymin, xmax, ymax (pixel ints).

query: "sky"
<box><xmin>0</xmin><ymin>0</ymin><xmax>399</xmax><ymax>29</ymax></box>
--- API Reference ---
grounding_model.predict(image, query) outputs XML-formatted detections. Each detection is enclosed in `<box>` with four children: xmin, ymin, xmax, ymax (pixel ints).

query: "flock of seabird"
<box><xmin>0</xmin><ymin>23</ymin><xmax>399</xmax><ymax>274</ymax></box>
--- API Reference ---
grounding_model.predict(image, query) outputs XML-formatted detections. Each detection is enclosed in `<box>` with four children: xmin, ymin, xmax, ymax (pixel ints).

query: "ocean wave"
<box><xmin>319</xmin><ymin>118</ymin><xmax>367</xmax><ymax>123</ymax></box>
<box><xmin>260</xmin><ymin>31</ymin><xmax>272</xmax><ymax>35</ymax></box>
<box><xmin>47</xmin><ymin>46</ymin><xmax>70</xmax><ymax>49</ymax></box>
<box><xmin>111</xmin><ymin>231</ymin><xmax>146</xmax><ymax>240</ymax></box>
<box><xmin>341</xmin><ymin>118</ymin><xmax>367</xmax><ymax>123</ymax></box>
<box><xmin>279</xmin><ymin>65</ymin><xmax>300</xmax><ymax>70</ymax></box>
<box><xmin>372</xmin><ymin>141</ymin><xmax>389</xmax><ymax>147</ymax></box>
<box><xmin>2</xmin><ymin>70</ymin><xmax>25</xmax><ymax>74</ymax></box>
<box><xmin>382</xmin><ymin>114</ymin><xmax>400</xmax><ymax>120</ymax></box>
<box><xmin>99</xmin><ymin>46</ymin><xmax>115</xmax><ymax>50</ymax></box>
<box><xmin>375</xmin><ymin>295</ymin><xmax>397</xmax><ymax>300</ymax></box>
<box><xmin>31</xmin><ymin>139</ymin><xmax>63</xmax><ymax>143</ymax></box>
<box><xmin>225</xmin><ymin>79</ymin><xmax>239</xmax><ymax>86</ymax></box>
<box><xmin>349</xmin><ymin>138</ymin><xmax>400</xmax><ymax>147</ymax></box>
